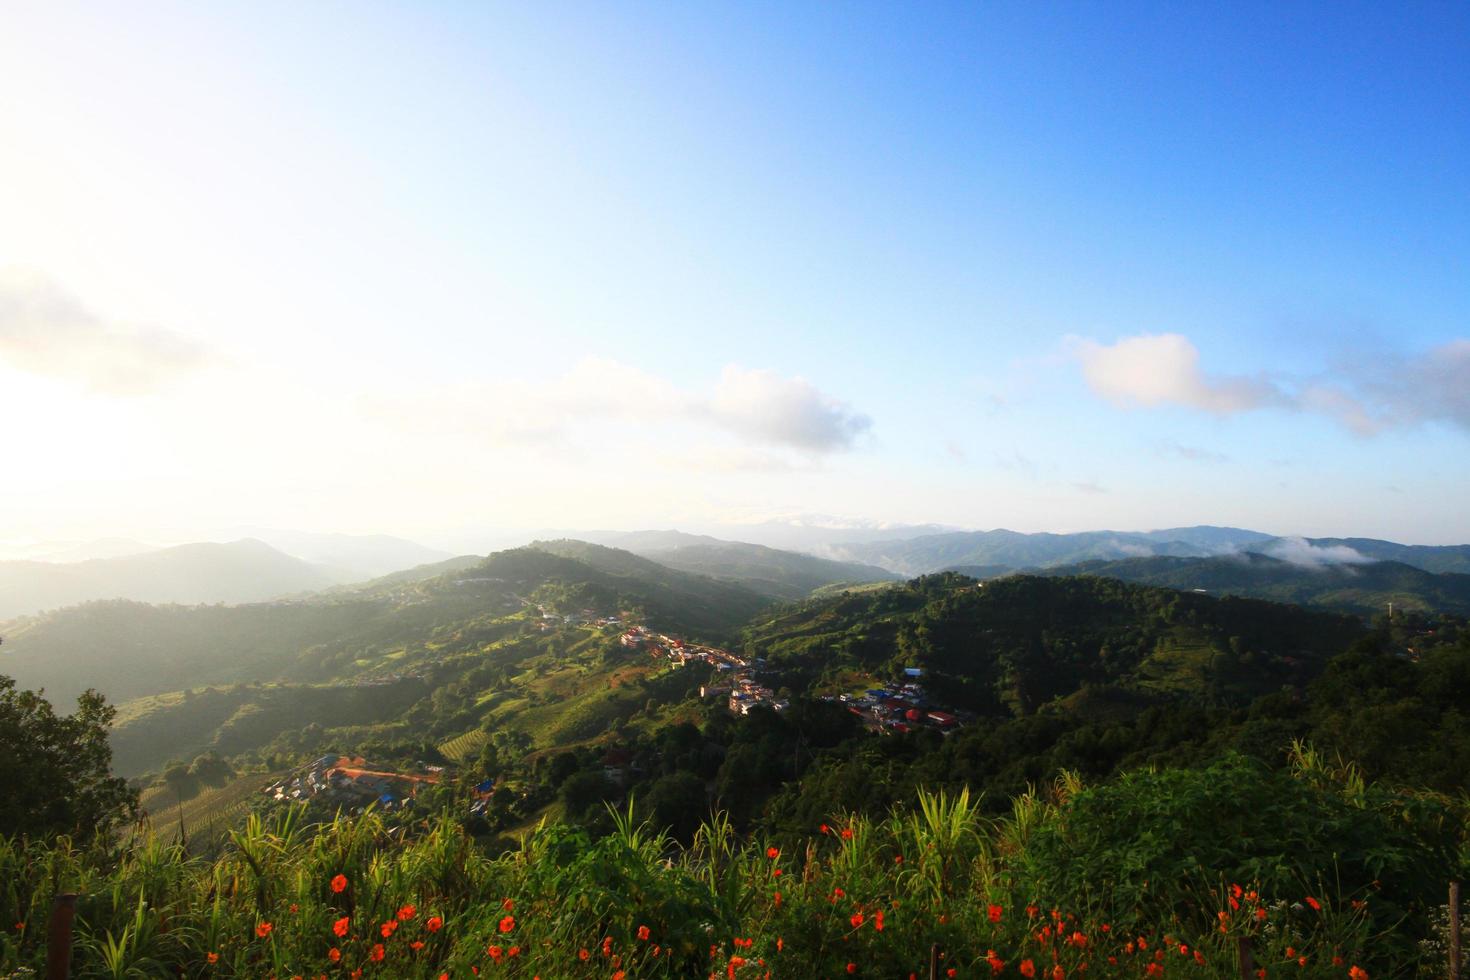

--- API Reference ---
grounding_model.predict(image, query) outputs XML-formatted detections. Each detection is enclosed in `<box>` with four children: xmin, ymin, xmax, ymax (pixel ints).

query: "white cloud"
<box><xmin>0</xmin><ymin>269</ymin><xmax>209</xmax><ymax>394</ymax></box>
<box><xmin>1261</xmin><ymin>536</ymin><xmax>1372</xmax><ymax>568</ymax></box>
<box><xmin>1071</xmin><ymin>333</ymin><xmax>1283</xmax><ymax>415</ymax></box>
<box><xmin>706</xmin><ymin>365</ymin><xmax>871</xmax><ymax>452</ymax></box>
<box><xmin>376</xmin><ymin>358</ymin><xmax>871</xmax><ymax>455</ymax></box>
<box><xmin>1072</xmin><ymin>331</ymin><xmax>1470</xmax><ymax>438</ymax></box>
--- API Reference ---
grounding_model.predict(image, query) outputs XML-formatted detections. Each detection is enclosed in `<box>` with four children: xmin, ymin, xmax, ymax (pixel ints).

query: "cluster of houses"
<box><xmin>829</xmin><ymin>675</ymin><xmax>963</xmax><ymax>734</ymax></box>
<box><xmin>263</xmin><ymin>754</ymin><xmax>443</xmax><ymax>812</ymax></box>
<box><xmin>620</xmin><ymin>625</ymin><xmax>791</xmax><ymax>716</ymax></box>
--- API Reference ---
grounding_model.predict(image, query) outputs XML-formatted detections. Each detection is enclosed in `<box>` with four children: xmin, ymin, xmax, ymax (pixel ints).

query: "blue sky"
<box><xmin>1</xmin><ymin>2</ymin><xmax>1467</xmax><ymax>546</ymax></box>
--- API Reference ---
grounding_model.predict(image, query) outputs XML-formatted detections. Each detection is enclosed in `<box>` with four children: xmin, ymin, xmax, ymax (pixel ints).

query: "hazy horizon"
<box><xmin>3</xmin><ymin>3</ymin><xmax>1468</xmax><ymax>546</ymax></box>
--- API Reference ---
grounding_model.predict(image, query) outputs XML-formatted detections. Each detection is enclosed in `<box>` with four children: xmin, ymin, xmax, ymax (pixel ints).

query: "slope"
<box><xmin>1041</xmin><ymin>553</ymin><xmax>1470</xmax><ymax>617</ymax></box>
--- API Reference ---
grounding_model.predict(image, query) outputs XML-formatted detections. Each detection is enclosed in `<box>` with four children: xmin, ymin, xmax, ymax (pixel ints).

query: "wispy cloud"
<box><xmin>1261</xmin><ymin>536</ymin><xmax>1371</xmax><ymax>568</ymax></box>
<box><xmin>0</xmin><ymin>269</ymin><xmax>210</xmax><ymax>394</ymax></box>
<box><xmin>1071</xmin><ymin>332</ymin><xmax>1470</xmax><ymax>437</ymax></box>
<box><xmin>377</xmin><ymin>358</ymin><xmax>871</xmax><ymax>455</ymax></box>
<box><xmin>1157</xmin><ymin>440</ymin><xmax>1230</xmax><ymax>463</ymax></box>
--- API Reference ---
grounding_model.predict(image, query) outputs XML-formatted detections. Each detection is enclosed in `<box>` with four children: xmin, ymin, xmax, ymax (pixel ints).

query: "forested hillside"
<box><xmin>1042</xmin><ymin>552</ymin><xmax>1470</xmax><ymax>617</ymax></box>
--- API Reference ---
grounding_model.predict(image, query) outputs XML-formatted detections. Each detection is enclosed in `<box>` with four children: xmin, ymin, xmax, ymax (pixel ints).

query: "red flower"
<box><xmin>1020</xmin><ymin>959</ymin><xmax>1036</xmax><ymax>978</ymax></box>
<box><xmin>397</xmin><ymin>904</ymin><xmax>416</xmax><ymax>921</ymax></box>
<box><xmin>370</xmin><ymin>944</ymin><xmax>384</xmax><ymax>962</ymax></box>
<box><xmin>819</xmin><ymin>823</ymin><xmax>830</xmax><ymax>834</ymax></box>
<box><xmin>840</xmin><ymin>827</ymin><xmax>854</xmax><ymax>841</ymax></box>
<box><xmin>381</xmin><ymin>920</ymin><xmax>398</xmax><ymax>939</ymax></box>
<box><xmin>988</xmin><ymin>904</ymin><xmax>1003</xmax><ymax>923</ymax></box>
<box><xmin>333</xmin><ymin>916</ymin><xmax>350</xmax><ymax>938</ymax></box>
<box><xmin>501</xmin><ymin>898</ymin><xmax>514</xmax><ymax>911</ymax></box>
<box><xmin>488</xmin><ymin>945</ymin><xmax>503</xmax><ymax>961</ymax></box>
<box><xmin>846</xmin><ymin>964</ymin><xmax>857</xmax><ymax>974</ymax></box>
<box><xmin>1348</xmin><ymin>969</ymin><xmax>1369</xmax><ymax>980</ymax></box>
<box><xmin>207</xmin><ymin>952</ymin><xmax>219</xmax><ymax>965</ymax></box>
<box><xmin>425</xmin><ymin>916</ymin><xmax>443</xmax><ymax>933</ymax></box>
<box><xmin>850</xmin><ymin>911</ymin><xmax>865</xmax><ymax>928</ymax></box>
<box><xmin>874</xmin><ymin>910</ymin><xmax>884</xmax><ymax>932</ymax></box>
<box><xmin>579</xmin><ymin>949</ymin><xmax>589</xmax><ymax>961</ymax></box>
<box><xmin>1051</xmin><ymin>967</ymin><xmax>1065</xmax><ymax>980</ymax></box>
<box><xmin>637</xmin><ymin>925</ymin><xmax>651</xmax><ymax>941</ymax></box>
<box><xmin>330</xmin><ymin>874</ymin><xmax>348</xmax><ymax>894</ymax></box>
<box><xmin>255</xmin><ymin>922</ymin><xmax>273</xmax><ymax>939</ymax></box>
<box><xmin>1305</xmin><ymin>895</ymin><xmax>1321</xmax><ymax>911</ymax></box>
<box><xmin>499</xmin><ymin>914</ymin><xmax>515</xmax><ymax>933</ymax></box>
<box><xmin>328</xmin><ymin>949</ymin><xmax>341</xmax><ymax>963</ymax></box>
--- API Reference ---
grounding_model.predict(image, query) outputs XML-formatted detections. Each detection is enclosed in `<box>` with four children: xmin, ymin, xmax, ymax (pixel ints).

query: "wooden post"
<box><xmin>46</xmin><ymin>893</ymin><xmax>77</xmax><ymax>980</ymax></box>
<box><xmin>928</xmin><ymin>943</ymin><xmax>940</xmax><ymax>980</ymax></box>
<box><xmin>1451</xmin><ymin>880</ymin><xmax>1462</xmax><ymax>980</ymax></box>
<box><xmin>1237</xmin><ymin>936</ymin><xmax>1256</xmax><ymax>979</ymax></box>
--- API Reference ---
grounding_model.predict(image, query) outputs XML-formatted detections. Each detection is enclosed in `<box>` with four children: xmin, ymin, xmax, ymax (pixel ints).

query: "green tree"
<box><xmin>0</xmin><ymin>675</ymin><xmax>136</xmax><ymax>840</ymax></box>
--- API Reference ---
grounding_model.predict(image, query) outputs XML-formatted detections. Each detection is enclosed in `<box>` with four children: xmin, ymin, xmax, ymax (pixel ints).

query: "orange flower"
<box><xmin>1051</xmin><ymin>967</ymin><xmax>1064</xmax><ymax>980</ymax></box>
<box><xmin>411</xmin><ymin>940</ymin><xmax>425</xmax><ymax>951</ymax></box>
<box><xmin>613</xmin><ymin>973</ymin><xmax>624</xmax><ymax>980</ymax></box>
<box><xmin>637</xmin><ymin>925</ymin><xmax>651</xmax><ymax>941</ymax></box>
<box><xmin>206</xmin><ymin>952</ymin><xmax>219</xmax><ymax>964</ymax></box>
<box><xmin>328</xmin><ymin>949</ymin><xmax>341</xmax><ymax>963</ymax></box>
<box><xmin>508</xmin><ymin>946</ymin><xmax>520</xmax><ymax>957</ymax></box>
<box><xmin>331</xmin><ymin>874</ymin><xmax>348</xmax><ymax>894</ymax></box>
<box><xmin>840</xmin><ymin>827</ymin><xmax>854</xmax><ymax>841</ymax></box>
<box><xmin>776</xmin><ymin>937</ymin><xmax>783</xmax><ymax>952</ymax></box>
<box><xmin>370</xmin><ymin>944</ymin><xmax>384</xmax><ymax>962</ymax></box>
<box><xmin>578</xmin><ymin>949</ymin><xmax>589</xmax><ymax>961</ymax></box>
<box><xmin>499</xmin><ymin>914</ymin><xmax>515</xmax><ymax>933</ymax></box>
<box><xmin>488</xmin><ymin>945</ymin><xmax>503</xmax><ymax>961</ymax></box>
<box><xmin>426</xmin><ymin>916</ymin><xmax>443</xmax><ymax>933</ymax></box>
<box><xmin>255</xmin><ymin>922</ymin><xmax>273</xmax><ymax>939</ymax></box>
<box><xmin>1348</xmin><ymin>969</ymin><xmax>1369</xmax><ymax>980</ymax></box>
<box><xmin>333</xmin><ymin>916</ymin><xmax>350</xmax><ymax>938</ymax></box>
<box><xmin>1020</xmin><ymin>959</ymin><xmax>1036</xmax><ymax>978</ymax></box>
<box><xmin>397</xmin><ymin>904</ymin><xmax>416</xmax><ymax>921</ymax></box>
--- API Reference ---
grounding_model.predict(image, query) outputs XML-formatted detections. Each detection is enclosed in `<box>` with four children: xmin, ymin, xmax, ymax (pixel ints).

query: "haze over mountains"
<box><xmin>4</xmin><ymin>521</ymin><xmax>1470</xmax><ymax>623</ymax></box>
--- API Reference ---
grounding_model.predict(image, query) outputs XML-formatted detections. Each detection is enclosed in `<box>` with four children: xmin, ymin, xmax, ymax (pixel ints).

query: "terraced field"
<box><xmin>138</xmin><ymin>773</ymin><xmax>275</xmax><ymax>844</ymax></box>
<box><xmin>438</xmin><ymin>728</ymin><xmax>490</xmax><ymax>763</ymax></box>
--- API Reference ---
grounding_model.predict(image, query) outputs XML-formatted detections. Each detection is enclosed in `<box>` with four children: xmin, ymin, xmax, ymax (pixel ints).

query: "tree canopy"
<box><xmin>0</xmin><ymin>674</ymin><xmax>136</xmax><ymax>840</ymax></box>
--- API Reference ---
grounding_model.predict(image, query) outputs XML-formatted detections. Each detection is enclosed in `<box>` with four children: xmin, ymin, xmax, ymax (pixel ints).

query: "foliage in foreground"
<box><xmin>1</xmin><ymin>750</ymin><xmax>1465</xmax><ymax>979</ymax></box>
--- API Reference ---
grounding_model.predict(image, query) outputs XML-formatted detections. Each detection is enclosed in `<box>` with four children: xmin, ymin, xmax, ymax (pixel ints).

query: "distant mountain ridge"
<box><xmin>0</xmin><ymin>539</ymin><xmax>347</xmax><ymax>620</ymax></box>
<box><xmin>818</xmin><ymin>525</ymin><xmax>1470</xmax><ymax>577</ymax></box>
<box><xmin>578</xmin><ymin>530</ymin><xmax>898</xmax><ymax>599</ymax></box>
<box><xmin>1036</xmin><ymin>552</ymin><xmax>1470</xmax><ymax>618</ymax></box>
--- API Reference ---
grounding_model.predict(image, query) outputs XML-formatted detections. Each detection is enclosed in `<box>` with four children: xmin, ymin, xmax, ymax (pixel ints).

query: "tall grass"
<box><xmin>0</xmin><ymin>762</ymin><xmax>1457</xmax><ymax>978</ymax></box>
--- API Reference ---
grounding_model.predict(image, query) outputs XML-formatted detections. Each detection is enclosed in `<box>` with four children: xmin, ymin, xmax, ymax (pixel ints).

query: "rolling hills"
<box><xmin>1040</xmin><ymin>552</ymin><xmax>1470</xmax><ymax>617</ymax></box>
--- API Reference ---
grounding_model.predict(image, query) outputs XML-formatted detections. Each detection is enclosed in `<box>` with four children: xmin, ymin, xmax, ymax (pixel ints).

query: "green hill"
<box><xmin>742</xmin><ymin>572</ymin><xmax>1365</xmax><ymax>714</ymax></box>
<box><xmin>1040</xmin><ymin>553</ymin><xmax>1470</xmax><ymax>617</ymax></box>
<box><xmin>0</xmin><ymin>544</ymin><xmax>770</xmax><ymax>709</ymax></box>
